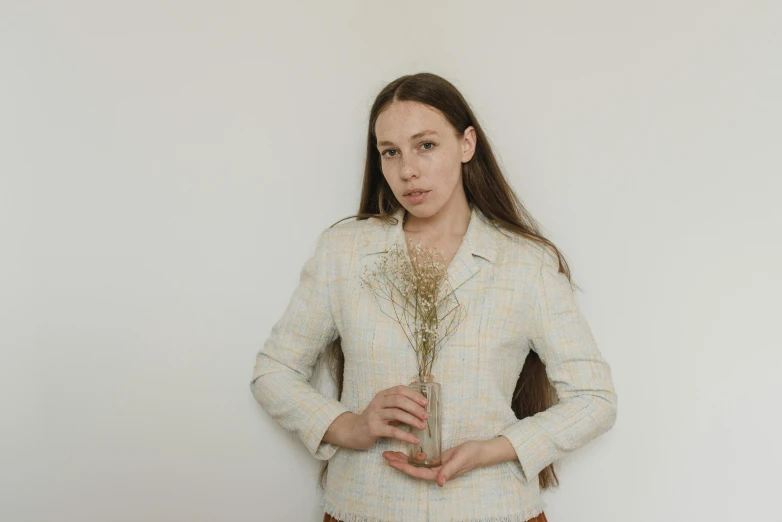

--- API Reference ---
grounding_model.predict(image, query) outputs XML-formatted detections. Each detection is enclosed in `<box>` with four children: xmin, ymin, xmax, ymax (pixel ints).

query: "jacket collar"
<box><xmin>358</xmin><ymin>203</ymin><xmax>502</xmax><ymax>296</ymax></box>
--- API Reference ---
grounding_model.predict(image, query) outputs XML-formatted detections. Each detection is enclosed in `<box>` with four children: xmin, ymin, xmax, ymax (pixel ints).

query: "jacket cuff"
<box><xmin>497</xmin><ymin>417</ymin><xmax>558</xmax><ymax>483</ymax></box>
<box><xmin>301</xmin><ymin>399</ymin><xmax>352</xmax><ymax>461</ymax></box>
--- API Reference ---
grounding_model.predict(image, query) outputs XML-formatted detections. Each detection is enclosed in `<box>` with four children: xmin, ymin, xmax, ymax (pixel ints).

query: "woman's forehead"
<box><xmin>375</xmin><ymin>102</ymin><xmax>450</xmax><ymax>140</ymax></box>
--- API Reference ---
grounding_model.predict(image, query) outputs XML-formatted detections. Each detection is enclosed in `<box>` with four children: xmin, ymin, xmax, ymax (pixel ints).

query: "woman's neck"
<box><xmin>402</xmin><ymin>199</ymin><xmax>472</xmax><ymax>243</ymax></box>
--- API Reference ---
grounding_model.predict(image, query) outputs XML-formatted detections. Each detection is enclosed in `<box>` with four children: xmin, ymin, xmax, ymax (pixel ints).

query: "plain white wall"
<box><xmin>2</xmin><ymin>1</ymin><xmax>780</xmax><ymax>521</ymax></box>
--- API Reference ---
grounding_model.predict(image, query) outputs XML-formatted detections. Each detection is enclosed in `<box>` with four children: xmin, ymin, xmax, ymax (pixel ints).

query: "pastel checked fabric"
<box><xmin>250</xmin><ymin>204</ymin><xmax>618</xmax><ymax>522</ymax></box>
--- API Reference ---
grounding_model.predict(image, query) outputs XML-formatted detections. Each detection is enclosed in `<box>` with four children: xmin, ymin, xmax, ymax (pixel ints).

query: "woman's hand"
<box><xmin>345</xmin><ymin>385</ymin><xmax>431</xmax><ymax>450</ymax></box>
<box><xmin>382</xmin><ymin>440</ymin><xmax>488</xmax><ymax>487</ymax></box>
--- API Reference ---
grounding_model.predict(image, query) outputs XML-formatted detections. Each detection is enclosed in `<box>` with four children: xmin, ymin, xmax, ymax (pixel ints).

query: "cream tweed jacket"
<box><xmin>250</xmin><ymin>204</ymin><xmax>618</xmax><ymax>522</ymax></box>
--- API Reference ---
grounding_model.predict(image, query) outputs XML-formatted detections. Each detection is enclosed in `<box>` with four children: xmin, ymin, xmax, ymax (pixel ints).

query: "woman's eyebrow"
<box><xmin>377</xmin><ymin>130</ymin><xmax>439</xmax><ymax>147</ymax></box>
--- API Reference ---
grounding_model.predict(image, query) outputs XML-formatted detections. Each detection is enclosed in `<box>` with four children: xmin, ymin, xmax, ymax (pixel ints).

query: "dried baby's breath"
<box><xmin>359</xmin><ymin>237</ymin><xmax>467</xmax><ymax>380</ymax></box>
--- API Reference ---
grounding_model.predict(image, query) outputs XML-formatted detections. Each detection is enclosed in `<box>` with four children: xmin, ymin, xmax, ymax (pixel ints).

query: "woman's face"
<box><xmin>374</xmin><ymin>100</ymin><xmax>476</xmax><ymax>218</ymax></box>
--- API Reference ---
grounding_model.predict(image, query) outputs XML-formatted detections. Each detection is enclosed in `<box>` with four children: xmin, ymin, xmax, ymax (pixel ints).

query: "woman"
<box><xmin>250</xmin><ymin>72</ymin><xmax>618</xmax><ymax>522</ymax></box>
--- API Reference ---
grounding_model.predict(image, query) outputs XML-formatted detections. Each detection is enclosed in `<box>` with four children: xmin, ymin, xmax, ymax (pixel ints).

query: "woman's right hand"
<box><xmin>348</xmin><ymin>385</ymin><xmax>430</xmax><ymax>450</ymax></box>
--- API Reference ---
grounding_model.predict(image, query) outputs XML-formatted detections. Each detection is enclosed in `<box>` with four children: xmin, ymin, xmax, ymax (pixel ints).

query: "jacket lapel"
<box><xmin>357</xmin><ymin>204</ymin><xmax>501</xmax><ymax>303</ymax></box>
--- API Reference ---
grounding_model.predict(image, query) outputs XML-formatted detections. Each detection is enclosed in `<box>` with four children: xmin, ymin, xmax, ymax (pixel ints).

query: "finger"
<box><xmin>383</xmin><ymin>408</ymin><xmax>427</xmax><ymax>431</ymax></box>
<box><xmin>386</xmin><ymin>459</ymin><xmax>440</xmax><ymax>481</ymax></box>
<box><xmin>379</xmin><ymin>425</ymin><xmax>420</xmax><ymax>445</ymax></box>
<box><xmin>381</xmin><ymin>394</ymin><xmax>430</xmax><ymax>422</ymax></box>
<box><xmin>383</xmin><ymin>451</ymin><xmax>442</xmax><ymax>471</ymax></box>
<box><xmin>436</xmin><ymin>457</ymin><xmax>463</xmax><ymax>487</ymax></box>
<box><xmin>381</xmin><ymin>451</ymin><xmax>408</xmax><ymax>463</ymax></box>
<box><xmin>383</xmin><ymin>385</ymin><xmax>429</xmax><ymax>408</ymax></box>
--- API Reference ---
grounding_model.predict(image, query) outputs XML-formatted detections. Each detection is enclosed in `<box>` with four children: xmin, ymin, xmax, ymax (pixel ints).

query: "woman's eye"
<box><xmin>381</xmin><ymin>143</ymin><xmax>433</xmax><ymax>158</ymax></box>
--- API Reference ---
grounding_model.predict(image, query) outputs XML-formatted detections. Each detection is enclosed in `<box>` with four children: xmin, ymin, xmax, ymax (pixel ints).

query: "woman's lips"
<box><xmin>405</xmin><ymin>190</ymin><xmax>430</xmax><ymax>204</ymax></box>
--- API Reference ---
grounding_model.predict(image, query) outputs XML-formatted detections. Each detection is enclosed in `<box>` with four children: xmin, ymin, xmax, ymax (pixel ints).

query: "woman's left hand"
<box><xmin>382</xmin><ymin>440</ymin><xmax>487</xmax><ymax>487</ymax></box>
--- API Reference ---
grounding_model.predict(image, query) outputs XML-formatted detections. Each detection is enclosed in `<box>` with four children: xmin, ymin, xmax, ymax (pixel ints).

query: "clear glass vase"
<box><xmin>407</xmin><ymin>374</ymin><xmax>442</xmax><ymax>468</ymax></box>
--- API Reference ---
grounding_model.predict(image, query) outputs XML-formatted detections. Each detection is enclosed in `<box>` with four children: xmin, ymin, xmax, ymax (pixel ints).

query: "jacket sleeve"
<box><xmin>249</xmin><ymin>226</ymin><xmax>351</xmax><ymax>461</ymax></box>
<box><xmin>497</xmin><ymin>245</ymin><xmax>618</xmax><ymax>482</ymax></box>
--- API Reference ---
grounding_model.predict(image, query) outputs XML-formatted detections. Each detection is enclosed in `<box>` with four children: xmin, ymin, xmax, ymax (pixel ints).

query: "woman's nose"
<box><xmin>400</xmin><ymin>156</ymin><xmax>419</xmax><ymax>179</ymax></box>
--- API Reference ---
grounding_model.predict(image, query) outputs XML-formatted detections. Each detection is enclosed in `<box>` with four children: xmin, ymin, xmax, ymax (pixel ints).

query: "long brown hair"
<box><xmin>319</xmin><ymin>72</ymin><xmax>574</xmax><ymax>491</ymax></box>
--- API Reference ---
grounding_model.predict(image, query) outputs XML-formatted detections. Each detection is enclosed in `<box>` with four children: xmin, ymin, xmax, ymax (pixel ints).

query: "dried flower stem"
<box><xmin>360</xmin><ymin>237</ymin><xmax>467</xmax><ymax>381</ymax></box>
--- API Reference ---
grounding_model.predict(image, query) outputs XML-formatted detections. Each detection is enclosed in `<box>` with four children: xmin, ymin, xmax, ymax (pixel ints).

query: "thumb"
<box><xmin>437</xmin><ymin>459</ymin><xmax>459</xmax><ymax>487</ymax></box>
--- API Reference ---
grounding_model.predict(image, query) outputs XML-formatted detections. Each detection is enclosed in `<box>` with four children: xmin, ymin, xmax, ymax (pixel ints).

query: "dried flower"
<box><xmin>359</xmin><ymin>236</ymin><xmax>467</xmax><ymax>381</ymax></box>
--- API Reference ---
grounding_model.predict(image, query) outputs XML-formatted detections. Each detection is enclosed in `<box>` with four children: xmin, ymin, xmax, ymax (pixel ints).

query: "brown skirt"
<box><xmin>324</xmin><ymin>511</ymin><xmax>548</xmax><ymax>522</ymax></box>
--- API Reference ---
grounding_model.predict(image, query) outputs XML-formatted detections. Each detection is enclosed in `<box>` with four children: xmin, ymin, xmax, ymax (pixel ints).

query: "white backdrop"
<box><xmin>2</xmin><ymin>1</ymin><xmax>780</xmax><ymax>521</ymax></box>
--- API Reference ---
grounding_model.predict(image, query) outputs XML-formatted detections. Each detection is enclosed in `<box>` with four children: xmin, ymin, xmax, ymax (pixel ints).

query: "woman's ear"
<box><xmin>461</xmin><ymin>126</ymin><xmax>477</xmax><ymax>163</ymax></box>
